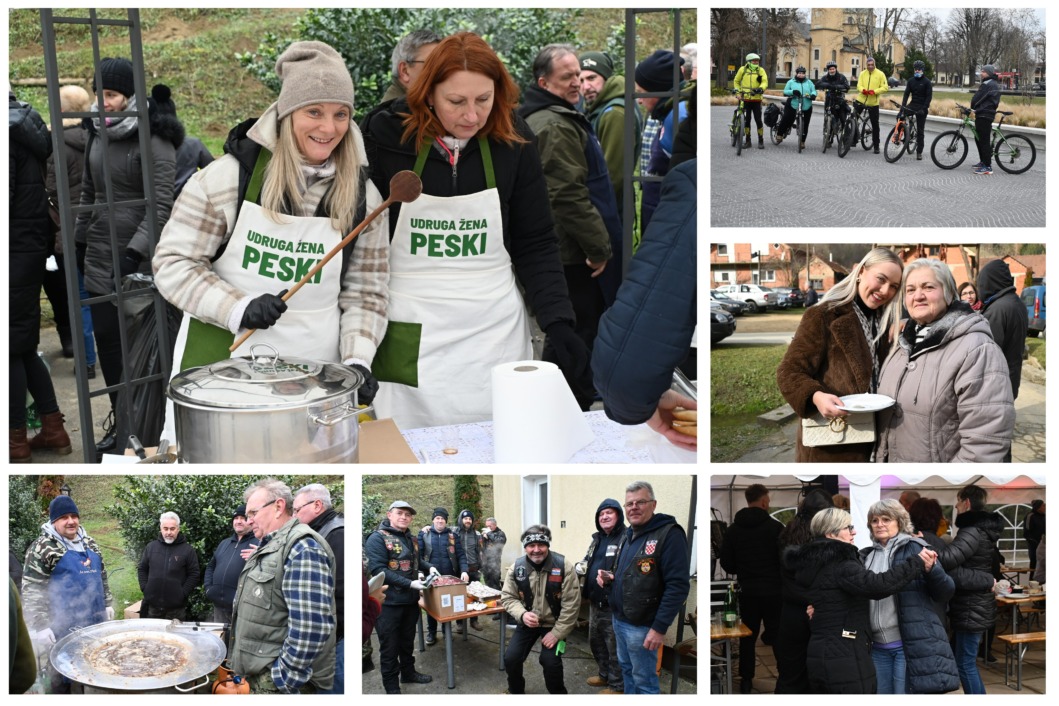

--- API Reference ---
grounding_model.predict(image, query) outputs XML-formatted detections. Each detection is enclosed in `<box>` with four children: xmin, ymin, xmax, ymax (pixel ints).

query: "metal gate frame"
<box><xmin>40</xmin><ymin>8</ymin><xmax>173</xmax><ymax>462</ymax></box>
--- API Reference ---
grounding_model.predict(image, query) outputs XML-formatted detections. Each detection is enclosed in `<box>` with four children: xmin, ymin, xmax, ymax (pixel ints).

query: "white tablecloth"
<box><xmin>400</xmin><ymin>410</ymin><xmax>696</xmax><ymax>463</ymax></box>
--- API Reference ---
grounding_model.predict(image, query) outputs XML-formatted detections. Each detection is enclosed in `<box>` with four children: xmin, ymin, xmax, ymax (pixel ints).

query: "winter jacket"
<box><xmin>9</xmin><ymin>92</ymin><xmax>53</xmax><ymax>354</ymax></box>
<box><xmin>137</xmin><ymin>533</ymin><xmax>201</xmax><ymax>612</ymax></box>
<box><xmin>855</xmin><ymin>68</ymin><xmax>889</xmax><ymax>107</ymax></box>
<box><xmin>153</xmin><ymin>104</ymin><xmax>389</xmax><ymax>364</ymax></box>
<box><xmin>817</xmin><ymin>71</ymin><xmax>851</xmax><ymax>116</ymax></box>
<box><xmin>306</xmin><ymin>509</ymin><xmax>345</xmax><ymax>643</ymax></box>
<box><xmin>902</xmin><ymin>74</ymin><xmax>933</xmax><ymax>112</ymax></box>
<box><xmin>940</xmin><ymin>510</ymin><xmax>1004</xmax><ymax>632</ymax></box>
<box><xmin>519</xmin><ymin>84</ymin><xmax>615</xmax><ymax>266</ymax></box>
<box><xmin>775</xmin><ymin>524</ymin><xmax>820</xmax><ymax>694</ymax></box>
<box><xmin>360</xmin><ymin>97</ymin><xmax>575</xmax><ymax>331</ymax></box>
<box><xmin>784</xmin><ymin>77</ymin><xmax>818</xmax><ymax>111</ymax></box>
<box><xmin>593</xmin><ymin>160</ymin><xmax>696</xmax><ymax>425</ymax></box>
<box><xmin>610</xmin><ymin>513</ymin><xmax>690</xmax><ymax>634</ymax></box>
<box><xmin>585</xmin><ymin>73</ymin><xmax>636</xmax><ymax>212</ymax></box>
<box><xmin>75</xmin><ymin>101</ymin><xmax>181</xmax><ymax>296</ymax></box>
<box><xmin>1024</xmin><ymin>510</ymin><xmax>1045</xmax><ymax>543</ymax></box>
<box><xmin>364</xmin><ymin>519</ymin><xmax>434</xmax><ymax>606</ymax></box>
<box><xmin>582</xmin><ymin>498</ymin><xmax>626</xmax><ymax>604</ymax></box>
<box><xmin>970</xmin><ymin>78</ymin><xmax>1001</xmax><ymax>120</ymax></box>
<box><xmin>719</xmin><ymin>506</ymin><xmax>784</xmax><ymax>597</ymax></box>
<box><xmin>978</xmin><ymin>259</ymin><xmax>1029</xmax><ymax>398</ymax></box>
<box><xmin>642</xmin><ymin>83</ymin><xmax>692</xmax><ymax>232</ymax></box>
<box><xmin>454</xmin><ymin>510</ymin><xmax>483</xmax><ymax>570</ymax></box>
<box><xmin>670</xmin><ymin>87</ymin><xmax>696</xmax><ymax>168</ymax></box>
<box><xmin>203</xmin><ymin>531</ymin><xmax>254</xmax><ymax>613</ymax></box>
<box><xmin>785</xmin><ymin>537</ymin><xmax>923</xmax><ymax>694</ymax></box>
<box><xmin>733</xmin><ymin>63</ymin><xmax>769</xmax><ymax>101</ymax></box>
<box><xmin>21</xmin><ymin>523</ymin><xmax>113</xmax><ymax>633</ymax></box>
<box><xmin>173</xmin><ymin>136</ymin><xmax>214</xmax><ymax>198</ymax></box>
<box><xmin>46</xmin><ymin>122</ymin><xmax>89</xmax><ymax>213</ymax></box>
<box><xmin>875</xmin><ymin>304</ymin><xmax>1015</xmax><ymax>462</ymax></box>
<box><xmin>777</xmin><ymin>299</ymin><xmax>889</xmax><ymax>462</ymax></box>
<box><xmin>500</xmin><ymin>551</ymin><xmax>581</xmax><ymax>639</ymax></box>
<box><xmin>418</xmin><ymin>526</ymin><xmax>464</xmax><ymax>576</ymax></box>
<box><xmin>860</xmin><ymin>535</ymin><xmax>959</xmax><ymax>694</ymax></box>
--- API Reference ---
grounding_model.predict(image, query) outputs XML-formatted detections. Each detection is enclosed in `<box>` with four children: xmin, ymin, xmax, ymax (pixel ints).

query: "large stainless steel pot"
<box><xmin>49</xmin><ymin>619</ymin><xmax>225</xmax><ymax>692</ymax></box>
<box><xmin>168</xmin><ymin>345</ymin><xmax>371</xmax><ymax>463</ymax></box>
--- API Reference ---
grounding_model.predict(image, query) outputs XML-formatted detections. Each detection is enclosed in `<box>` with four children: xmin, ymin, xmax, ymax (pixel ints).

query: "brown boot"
<box><xmin>29</xmin><ymin>411</ymin><xmax>72</xmax><ymax>455</ymax></box>
<box><xmin>10</xmin><ymin>427</ymin><xmax>32</xmax><ymax>463</ymax></box>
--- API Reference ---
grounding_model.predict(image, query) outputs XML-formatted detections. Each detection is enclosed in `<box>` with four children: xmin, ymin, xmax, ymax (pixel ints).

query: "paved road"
<box><xmin>710</xmin><ymin>105</ymin><xmax>1046</xmax><ymax>227</ymax></box>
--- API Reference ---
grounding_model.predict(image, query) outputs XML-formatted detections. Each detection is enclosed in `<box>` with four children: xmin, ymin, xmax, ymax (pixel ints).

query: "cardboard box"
<box><xmin>422</xmin><ymin>577</ymin><xmax>469</xmax><ymax>618</ymax></box>
<box><xmin>360</xmin><ymin>418</ymin><xmax>420</xmax><ymax>464</ymax></box>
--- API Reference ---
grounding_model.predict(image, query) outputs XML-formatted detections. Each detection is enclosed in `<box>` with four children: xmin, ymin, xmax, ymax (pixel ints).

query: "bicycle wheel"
<box><xmin>736</xmin><ymin>122</ymin><xmax>744</xmax><ymax>156</ymax></box>
<box><xmin>860</xmin><ymin>117</ymin><xmax>874</xmax><ymax>150</ymax></box>
<box><xmin>730</xmin><ymin>110</ymin><xmax>739</xmax><ymax>147</ymax></box>
<box><xmin>930</xmin><ymin>130</ymin><xmax>968</xmax><ymax>169</ymax></box>
<box><xmin>838</xmin><ymin>118</ymin><xmax>854</xmax><ymax>158</ymax></box>
<box><xmin>770</xmin><ymin>123</ymin><xmax>781</xmax><ymax>146</ymax></box>
<box><xmin>796</xmin><ymin>113</ymin><xmax>803</xmax><ymax>153</ymax></box>
<box><xmin>905</xmin><ymin>120</ymin><xmax>917</xmax><ymax>157</ymax></box>
<box><xmin>821</xmin><ymin>115</ymin><xmax>831</xmax><ymax>153</ymax></box>
<box><xmin>884</xmin><ymin>123</ymin><xmax>905</xmax><ymax>163</ymax></box>
<box><xmin>994</xmin><ymin>134</ymin><xmax>1037</xmax><ymax>174</ymax></box>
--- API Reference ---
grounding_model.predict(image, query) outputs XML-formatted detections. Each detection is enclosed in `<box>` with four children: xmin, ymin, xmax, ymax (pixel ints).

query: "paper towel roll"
<box><xmin>492</xmin><ymin>360</ymin><xmax>594</xmax><ymax>463</ymax></box>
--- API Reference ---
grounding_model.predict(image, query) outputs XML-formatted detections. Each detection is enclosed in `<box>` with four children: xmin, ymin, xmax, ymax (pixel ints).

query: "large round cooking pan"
<box><xmin>49</xmin><ymin>619</ymin><xmax>226</xmax><ymax>692</ymax></box>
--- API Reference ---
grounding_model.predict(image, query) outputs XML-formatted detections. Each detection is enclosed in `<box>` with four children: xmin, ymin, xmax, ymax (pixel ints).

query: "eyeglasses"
<box><xmin>406</xmin><ymin>60</ymin><xmax>426</xmax><ymax>65</ymax></box>
<box><xmin>293</xmin><ymin>500</ymin><xmax>318</xmax><ymax>514</ymax></box>
<box><xmin>246</xmin><ymin>499</ymin><xmax>276</xmax><ymax>519</ymax></box>
<box><xmin>845</xmin><ymin>525</ymin><xmax>856</xmax><ymax>533</ymax></box>
<box><xmin>624</xmin><ymin>499</ymin><xmax>655</xmax><ymax>510</ymax></box>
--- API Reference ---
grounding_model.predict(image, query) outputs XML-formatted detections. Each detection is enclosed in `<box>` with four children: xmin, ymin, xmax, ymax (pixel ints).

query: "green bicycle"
<box><xmin>729</xmin><ymin>88</ymin><xmax>757</xmax><ymax>156</ymax></box>
<box><xmin>930</xmin><ymin>104</ymin><xmax>1037</xmax><ymax>174</ymax></box>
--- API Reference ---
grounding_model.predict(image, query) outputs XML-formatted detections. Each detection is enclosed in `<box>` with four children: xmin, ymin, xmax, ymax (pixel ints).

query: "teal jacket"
<box><xmin>783</xmin><ymin>77</ymin><xmax>817</xmax><ymax>111</ymax></box>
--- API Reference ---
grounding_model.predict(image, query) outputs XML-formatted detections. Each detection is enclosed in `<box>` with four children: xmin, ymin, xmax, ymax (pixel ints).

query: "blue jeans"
<box><xmin>318</xmin><ymin>638</ymin><xmax>344</xmax><ymax>694</ymax></box>
<box><xmin>953</xmin><ymin>631</ymin><xmax>985</xmax><ymax>694</ymax></box>
<box><xmin>871</xmin><ymin>644</ymin><xmax>906</xmax><ymax>694</ymax></box>
<box><xmin>77</xmin><ymin>269</ymin><xmax>97</xmax><ymax>365</ymax></box>
<box><xmin>612</xmin><ymin>617</ymin><xmax>659</xmax><ymax>694</ymax></box>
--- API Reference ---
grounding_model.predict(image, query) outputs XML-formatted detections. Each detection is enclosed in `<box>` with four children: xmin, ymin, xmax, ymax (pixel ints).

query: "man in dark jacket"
<box><xmin>454</xmin><ymin>509</ymin><xmax>485</xmax><ymax>634</ymax></box>
<box><xmin>1024</xmin><ymin>499</ymin><xmax>1045</xmax><ymax>580</ymax></box>
<box><xmin>203</xmin><ymin>504</ymin><xmax>254</xmax><ymax>623</ymax></box>
<box><xmin>137</xmin><ymin>512</ymin><xmax>200</xmax><ymax>620</ymax></box>
<box><xmin>293</xmin><ymin>484</ymin><xmax>346</xmax><ymax>694</ymax></box>
<box><xmin>364</xmin><ymin>501</ymin><xmax>437</xmax><ymax>694</ymax></box>
<box><xmin>634</xmin><ymin>50</ymin><xmax>688</xmax><ymax>231</ymax></box>
<box><xmin>520</xmin><ymin>44</ymin><xmax>622</xmax><ymax>408</ymax></box>
<box><xmin>416</xmin><ymin>507</ymin><xmax>465</xmax><ymax>645</ymax></box>
<box><xmin>901</xmin><ymin>60</ymin><xmax>933</xmax><ymax>159</ymax></box>
<box><xmin>977</xmin><ymin>259</ymin><xmax>1029</xmax><ymax>403</ymax></box>
<box><xmin>939</xmin><ymin>484</ymin><xmax>1002</xmax><ymax>694</ymax></box>
<box><xmin>970</xmin><ymin>65</ymin><xmax>1002</xmax><ymax>174</ymax></box>
<box><xmin>719</xmin><ymin>484</ymin><xmax>784</xmax><ymax>693</ymax></box>
<box><xmin>579</xmin><ymin>498</ymin><xmax>626</xmax><ymax>693</ymax></box>
<box><xmin>602</xmin><ymin>481</ymin><xmax>690</xmax><ymax>694</ymax></box>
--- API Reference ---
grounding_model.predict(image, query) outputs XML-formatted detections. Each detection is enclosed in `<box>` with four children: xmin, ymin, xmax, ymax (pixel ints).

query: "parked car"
<box><xmin>761</xmin><ymin>286</ymin><xmax>791</xmax><ymax>309</ymax></box>
<box><xmin>715</xmin><ymin>283</ymin><xmax>773</xmax><ymax>313</ymax></box>
<box><xmin>711</xmin><ymin>302</ymin><xmax>736</xmax><ymax>345</ymax></box>
<box><xmin>1022</xmin><ymin>284</ymin><xmax>1046</xmax><ymax>337</ymax></box>
<box><xmin>764</xmin><ymin>286</ymin><xmax>805</xmax><ymax>309</ymax></box>
<box><xmin>710</xmin><ymin>289</ymin><xmax>749</xmax><ymax>316</ymax></box>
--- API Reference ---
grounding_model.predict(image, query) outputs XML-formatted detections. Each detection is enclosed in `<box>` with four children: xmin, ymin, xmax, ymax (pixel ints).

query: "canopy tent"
<box><xmin>711</xmin><ymin>473</ymin><xmax>1046</xmax><ymax>558</ymax></box>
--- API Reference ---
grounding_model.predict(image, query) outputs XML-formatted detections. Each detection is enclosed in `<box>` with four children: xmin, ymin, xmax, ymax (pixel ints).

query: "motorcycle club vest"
<box><xmin>456</xmin><ymin>528</ymin><xmax>482</xmax><ymax>569</ymax></box>
<box><xmin>231</xmin><ymin>519</ymin><xmax>336</xmax><ymax>688</ymax></box>
<box><xmin>422</xmin><ymin>530</ymin><xmax>456</xmax><ymax>563</ymax></box>
<box><xmin>616</xmin><ymin>524</ymin><xmax>675</xmax><ymax>625</ymax></box>
<box><xmin>513</xmin><ymin>551</ymin><xmax>566</xmax><ymax>619</ymax></box>
<box><xmin>375</xmin><ymin>525</ymin><xmax>421</xmax><ymax>604</ymax></box>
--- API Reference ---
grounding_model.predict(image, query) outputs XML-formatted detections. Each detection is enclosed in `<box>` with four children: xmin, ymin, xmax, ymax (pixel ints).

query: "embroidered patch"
<box><xmin>516</xmin><ymin>565</ymin><xmax>527</xmax><ymax>581</ymax></box>
<box><xmin>388</xmin><ymin>560</ymin><xmax>399</xmax><ymax>570</ymax></box>
<box><xmin>645</xmin><ymin>540</ymin><xmax>658</xmax><ymax>556</ymax></box>
<box><xmin>399</xmin><ymin>560</ymin><xmax>411</xmax><ymax>572</ymax></box>
<box><xmin>391</xmin><ymin>540</ymin><xmax>403</xmax><ymax>555</ymax></box>
<box><xmin>639</xmin><ymin>559</ymin><xmax>654</xmax><ymax>574</ymax></box>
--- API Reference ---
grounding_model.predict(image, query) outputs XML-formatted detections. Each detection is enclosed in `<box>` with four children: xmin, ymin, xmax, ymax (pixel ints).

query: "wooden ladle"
<box><xmin>230</xmin><ymin>170</ymin><xmax>423</xmax><ymax>353</ymax></box>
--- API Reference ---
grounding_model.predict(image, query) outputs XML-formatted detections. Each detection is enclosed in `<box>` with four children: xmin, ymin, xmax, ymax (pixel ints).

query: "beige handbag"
<box><xmin>801</xmin><ymin>412</ymin><xmax>875</xmax><ymax>447</ymax></box>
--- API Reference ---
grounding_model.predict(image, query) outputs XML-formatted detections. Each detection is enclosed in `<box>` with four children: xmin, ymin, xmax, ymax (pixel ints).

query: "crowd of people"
<box><xmin>718</xmin><ymin>482</ymin><xmax>1046</xmax><ymax>694</ymax></box>
<box><xmin>778</xmin><ymin>247</ymin><xmax>1025</xmax><ymax>463</ymax></box>
<box><xmin>364</xmin><ymin>480</ymin><xmax>692</xmax><ymax>694</ymax></box>
<box><xmin>11</xmin><ymin>28</ymin><xmax>698</xmax><ymax>463</ymax></box>
<box><xmin>734</xmin><ymin>52</ymin><xmax>1004</xmax><ymax>174</ymax></box>
<box><xmin>10</xmin><ymin>479</ymin><xmax>346</xmax><ymax>694</ymax></box>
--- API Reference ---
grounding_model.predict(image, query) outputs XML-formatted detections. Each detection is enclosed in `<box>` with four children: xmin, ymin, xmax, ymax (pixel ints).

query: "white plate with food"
<box><xmin>836</xmin><ymin>394</ymin><xmax>895</xmax><ymax>413</ymax></box>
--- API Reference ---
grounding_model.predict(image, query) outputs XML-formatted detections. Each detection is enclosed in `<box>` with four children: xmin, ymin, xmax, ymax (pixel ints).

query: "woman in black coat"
<box><xmin>860</xmin><ymin>499</ymin><xmax>958</xmax><ymax>694</ymax></box>
<box><xmin>785</xmin><ymin>507</ymin><xmax>934</xmax><ymax>694</ymax></box>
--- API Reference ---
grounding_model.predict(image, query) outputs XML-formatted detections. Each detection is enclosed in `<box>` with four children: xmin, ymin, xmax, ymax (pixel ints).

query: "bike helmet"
<box><xmin>825</xmin><ymin>60</ymin><xmax>837</xmax><ymax>70</ymax></box>
<box><xmin>795</xmin><ymin>65</ymin><xmax>807</xmax><ymax>75</ymax></box>
<box><xmin>913</xmin><ymin>60</ymin><xmax>925</xmax><ymax>71</ymax></box>
<box><xmin>746</xmin><ymin>53</ymin><xmax>760</xmax><ymax>63</ymax></box>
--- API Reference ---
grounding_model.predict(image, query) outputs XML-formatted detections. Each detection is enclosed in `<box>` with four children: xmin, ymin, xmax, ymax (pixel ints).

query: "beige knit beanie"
<box><xmin>275</xmin><ymin>41</ymin><xmax>355</xmax><ymax>120</ymax></box>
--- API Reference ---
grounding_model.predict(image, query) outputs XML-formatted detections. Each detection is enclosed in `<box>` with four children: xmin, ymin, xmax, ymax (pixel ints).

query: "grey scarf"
<box><xmin>852</xmin><ymin>300</ymin><xmax>881</xmax><ymax>392</ymax></box>
<box><xmin>90</xmin><ymin>94</ymin><xmax>141</xmax><ymax>140</ymax></box>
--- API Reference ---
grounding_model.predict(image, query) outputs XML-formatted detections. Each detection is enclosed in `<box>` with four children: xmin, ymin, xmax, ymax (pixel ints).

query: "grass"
<box><xmin>711</xmin><ymin>416</ymin><xmax>778</xmax><ymax>463</ymax></box>
<box><xmin>1026</xmin><ymin>337</ymin><xmax>1046</xmax><ymax>369</ymax></box>
<box><xmin>710</xmin><ymin>344</ymin><xmax>789</xmax><ymax>416</ymax></box>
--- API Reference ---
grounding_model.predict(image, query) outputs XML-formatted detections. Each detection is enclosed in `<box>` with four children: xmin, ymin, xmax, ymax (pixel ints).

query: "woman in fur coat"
<box><xmin>777</xmin><ymin>247</ymin><xmax>903</xmax><ymax>462</ymax></box>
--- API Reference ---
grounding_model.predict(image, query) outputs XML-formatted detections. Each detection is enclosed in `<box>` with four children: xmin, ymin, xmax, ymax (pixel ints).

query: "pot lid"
<box><xmin>168</xmin><ymin>344</ymin><xmax>363</xmax><ymax>410</ymax></box>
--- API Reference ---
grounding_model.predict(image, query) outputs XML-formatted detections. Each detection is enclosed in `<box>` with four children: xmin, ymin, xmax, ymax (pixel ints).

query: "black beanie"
<box><xmin>93</xmin><ymin>57</ymin><xmax>135</xmax><ymax>98</ymax></box>
<box><xmin>151</xmin><ymin>84</ymin><xmax>177</xmax><ymax>117</ymax></box>
<box><xmin>635</xmin><ymin>49</ymin><xmax>685</xmax><ymax>93</ymax></box>
<box><xmin>433</xmin><ymin>507</ymin><xmax>449</xmax><ymax>520</ymax></box>
<box><xmin>49</xmin><ymin>495</ymin><xmax>80</xmax><ymax>523</ymax></box>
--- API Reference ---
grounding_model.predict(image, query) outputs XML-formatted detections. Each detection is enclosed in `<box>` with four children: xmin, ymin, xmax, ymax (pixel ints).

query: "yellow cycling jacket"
<box><xmin>855</xmin><ymin>68</ymin><xmax>889</xmax><ymax>107</ymax></box>
<box><xmin>733</xmin><ymin>63</ymin><xmax>769</xmax><ymax>101</ymax></box>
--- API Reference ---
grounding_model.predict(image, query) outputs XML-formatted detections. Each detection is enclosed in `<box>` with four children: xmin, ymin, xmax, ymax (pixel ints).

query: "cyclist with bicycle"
<box><xmin>901</xmin><ymin>60</ymin><xmax>933</xmax><ymax>160</ymax></box>
<box><xmin>969</xmin><ymin>65</ymin><xmax>1001</xmax><ymax>175</ymax></box>
<box><xmin>733</xmin><ymin>52</ymin><xmax>769</xmax><ymax>149</ymax></box>
<box><xmin>854</xmin><ymin>56</ymin><xmax>888</xmax><ymax>153</ymax></box>
<box><xmin>776</xmin><ymin>65</ymin><xmax>817</xmax><ymax>149</ymax></box>
<box><xmin>817</xmin><ymin>61</ymin><xmax>849</xmax><ymax>145</ymax></box>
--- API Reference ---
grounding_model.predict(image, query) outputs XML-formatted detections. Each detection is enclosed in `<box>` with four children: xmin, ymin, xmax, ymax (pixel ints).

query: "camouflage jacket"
<box><xmin>21</xmin><ymin>527</ymin><xmax>113</xmax><ymax>632</ymax></box>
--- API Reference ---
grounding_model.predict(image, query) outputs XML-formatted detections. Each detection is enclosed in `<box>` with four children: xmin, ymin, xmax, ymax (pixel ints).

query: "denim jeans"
<box><xmin>612</xmin><ymin>617</ymin><xmax>660</xmax><ymax>694</ymax></box>
<box><xmin>953</xmin><ymin>630</ymin><xmax>985</xmax><ymax>694</ymax></box>
<box><xmin>871</xmin><ymin>644</ymin><xmax>906</xmax><ymax>694</ymax></box>
<box><xmin>318</xmin><ymin>638</ymin><xmax>344</xmax><ymax>693</ymax></box>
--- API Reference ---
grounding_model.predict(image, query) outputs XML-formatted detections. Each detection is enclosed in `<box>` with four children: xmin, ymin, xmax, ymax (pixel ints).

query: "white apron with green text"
<box><xmin>372</xmin><ymin>140</ymin><xmax>531</xmax><ymax>429</ymax></box>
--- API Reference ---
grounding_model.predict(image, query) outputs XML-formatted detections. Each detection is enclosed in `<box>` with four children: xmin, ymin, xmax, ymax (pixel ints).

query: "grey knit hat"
<box><xmin>275</xmin><ymin>41</ymin><xmax>355</xmax><ymax>120</ymax></box>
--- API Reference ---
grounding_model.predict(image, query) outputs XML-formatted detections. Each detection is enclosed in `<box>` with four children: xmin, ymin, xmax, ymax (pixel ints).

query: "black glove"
<box><xmin>349</xmin><ymin>363</ymin><xmax>379</xmax><ymax>405</ymax></box>
<box><xmin>753</xmin><ymin>88</ymin><xmax>764</xmax><ymax>95</ymax></box>
<box><xmin>75</xmin><ymin>242</ymin><xmax>87</xmax><ymax>273</ymax></box>
<box><xmin>119</xmin><ymin>249</ymin><xmax>142</xmax><ymax>277</ymax></box>
<box><xmin>240</xmin><ymin>290</ymin><xmax>288</xmax><ymax>330</ymax></box>
<box><xmin>544</xmin><ymin>321</ymin><xmax>593</xmax><ymax>399</ymax></box>
<box><xmin>793</xmin><ymin>90</ymin><xmax>801</xmax><ymax>97</ymax></box>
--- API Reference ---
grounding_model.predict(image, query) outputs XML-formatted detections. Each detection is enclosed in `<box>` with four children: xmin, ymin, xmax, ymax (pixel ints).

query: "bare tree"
<box><xmin>711</xmin><ymin>8</ymin><xmax>754</xmax><ymax>89</ymax></box>
<box><xmin>947</xmin><ymin>8</ymin><xmax>1005</xmax><ymax>85</ymax></box>
<box><xmin>878</xmin><ymin>8</ymin><xmax>906</xmax><ymax>63</ymax></box>
<box><xmin>751</xmin><ymin>8</ymin><xmax>804</xmax><ymax>85</ymax></box>
<box><xmin>997</xmin><ymin>9</ymin><xmax>1042</xmax><ymax>87</ymax></box>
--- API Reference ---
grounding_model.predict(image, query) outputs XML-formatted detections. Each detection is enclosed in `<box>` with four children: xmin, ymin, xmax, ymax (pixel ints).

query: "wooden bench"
<box><xmin>1018</xmin><ymin>605</ymin><xmax>1045</xmax><ymax>631</ymax></box>
<box><xmin>996</xmin><ymin>632</ymin><xmax>1046</xmax><ymax>691</ymax></box>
